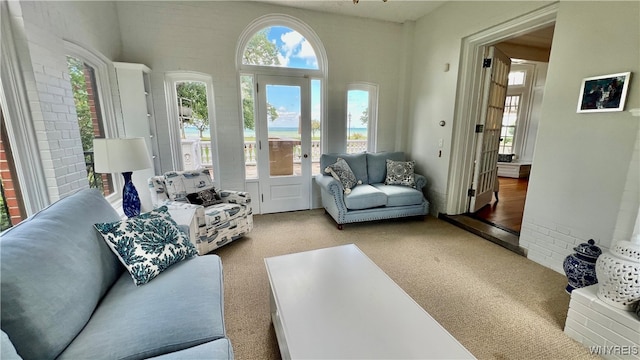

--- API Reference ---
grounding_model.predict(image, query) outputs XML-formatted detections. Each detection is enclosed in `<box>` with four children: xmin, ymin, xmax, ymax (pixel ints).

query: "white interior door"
<box><xmin>256</xmin><ymin>75</ymin><xmax>311</xmax><ymax>214</ymax></box>
<box><xmin>469</xmin><ymin>46</ymin><xmax>511</xmax><ymax>213</ymax></box>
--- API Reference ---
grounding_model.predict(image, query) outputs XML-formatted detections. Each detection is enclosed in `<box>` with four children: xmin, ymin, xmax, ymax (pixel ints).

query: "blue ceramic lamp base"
<box><xmin>122</xmin><ymin>172</ymin><xmax>141</xmax><ymax>218</ymax></box>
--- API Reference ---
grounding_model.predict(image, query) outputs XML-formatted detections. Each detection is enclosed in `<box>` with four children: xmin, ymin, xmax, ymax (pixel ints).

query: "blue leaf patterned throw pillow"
<box><xmin>385</xmin><ymin>159</ymin><xmax>416</xmax><ymax>188</ymax></box>
<box><xmin>94</xmin><ymin>206</ymin><xmax>198</xmax><ymax>286</ymax></box>
<box><xmin>325</xmin><ymin>157</ymin><xmax>361</xmax><ymax>194</ymax></box>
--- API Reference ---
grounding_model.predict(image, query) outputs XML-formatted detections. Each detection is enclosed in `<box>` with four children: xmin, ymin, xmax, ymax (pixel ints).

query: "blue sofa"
<box><xmin>0</xmin><ymin>189</ymin><xmax>232</xmax><ymax>359</ymax></box>
<box><xmin>316</xmin><ymin>152</ymin><xmax>430</xmax><ymax>229</ymax></box>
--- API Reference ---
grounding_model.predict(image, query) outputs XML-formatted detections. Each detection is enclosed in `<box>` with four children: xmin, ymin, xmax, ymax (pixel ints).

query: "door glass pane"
<box><xmin>311</xmin><ymin>79</ymin><xmax>321</xmax><ymax>175</ymax></box>
<box><xmin>241</xmin><ymin>75</ymin><xmax>258</xmax><ymax>179</ymax></box>
<box><xmin>346</xmin><ymin>89</ymin><xmax>369</xmax><ymax>154</ymax></box>
<box><xmin>266</xmin><ymin>84</ymin><xmax>301</xmax><ymax>177</ymax></box>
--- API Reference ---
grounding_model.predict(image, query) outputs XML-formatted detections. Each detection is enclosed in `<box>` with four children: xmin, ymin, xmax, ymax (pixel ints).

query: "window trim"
<box><xmin>0</xmin><ymin>2</ymin><xmax>49</xmax><ymax>213</ymax></box>
<box><xmin>504</xmin><ymin>62</ymin><xmax>536</xmax><ymax>159</ymax></box>
<box><xmin>164</xmin><ymin>72</ymin><xmax>221</xmax><ymax>189</ymax></box>
<box><xmin>64</xmin><ymin>40</ymin><xmax>122</xmax><ymax>204</ymax></box>
<box><xmin>347</xmin><ymin>82</ymin><xmax>379</xmax><ymax>153</ymax></box>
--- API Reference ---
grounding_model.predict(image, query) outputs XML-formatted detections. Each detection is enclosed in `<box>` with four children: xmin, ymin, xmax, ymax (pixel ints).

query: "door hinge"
<box><xmin>261</xmin><ymin>194</ymin><xmax>264</xmax><ymax>202</ymax></box>
<box><xmin>475</xmin><ymin>124</ymin><xmax>484</xmax><ymax>133</ymax></box>
<box><xmin>256</xmin><ymin>82</ymin><xmax>259</xmax><ymax>93</ymax></box>
<box><xmin>482</xmin><ymin>58</ymin><xmax>492</xmax><ymax>68</ymax></box>
<box><xmin>468</xmin><ymin>188</ymin><xmax>476</xmax><ymax>197</ymax></box>
<box><xmin>258</xmin><ymin>140</ymin><xmax>262</xmax><ymax>150</ymax></box>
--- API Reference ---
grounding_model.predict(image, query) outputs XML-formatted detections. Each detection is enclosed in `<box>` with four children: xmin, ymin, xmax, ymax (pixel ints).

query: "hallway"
<box><xmin>440</xmin><ymin>177</ymin><xmax>529</xmax><ymax>256</ymax></box>
<box><xmin>470</xmin><ymin>177</ymin><xmax>529</xmax><ymax>235</ymax></box>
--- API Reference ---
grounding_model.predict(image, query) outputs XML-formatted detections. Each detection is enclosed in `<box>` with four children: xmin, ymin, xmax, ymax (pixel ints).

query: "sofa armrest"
<box><xmin>414</xmin><ymin>174</ymin><xmax>427</xmax><ymax>191</ymax></box>
<box><xmin>315</xmin><ymin>174</ymin><xmax>344</xmax><ymax>198</ymax></box>
<box><xmin>218</xmin><ymin>190</ymin><xmax>251</xmax><ymax>204</ymax></box>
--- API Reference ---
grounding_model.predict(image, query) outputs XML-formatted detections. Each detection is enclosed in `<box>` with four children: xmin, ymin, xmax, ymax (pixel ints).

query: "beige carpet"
<box><xmin>214</xmin><ymin>210</ymin><xmax>599</xmax><ymax>360</ymax></box>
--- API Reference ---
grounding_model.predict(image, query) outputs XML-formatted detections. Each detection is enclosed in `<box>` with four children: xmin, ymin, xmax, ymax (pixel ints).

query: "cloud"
<box><xmin>278</xmin><ymin>30</ymin><xmax>318</xmax><ymax>68</ymax></box>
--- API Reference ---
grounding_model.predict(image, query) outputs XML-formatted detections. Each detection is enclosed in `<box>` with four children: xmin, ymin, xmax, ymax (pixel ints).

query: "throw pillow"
<box><xmin>325</xmin><ymin>157</ymin><xmax>360</xmax><ymax>194</ymax></box>
<box><xmin>385</xmin><ymin>159</ymin><xmax>416</xmax><ymax>188</ymax></box>
<box><xmin>94</xmin><ymin>206</ymin><xmax>198</xmax><ymax>286</ymax></box>
<box><xmin>186</xmin><ymin>187</ymin><xmax>222</xmax><ymax>207</ymax></box>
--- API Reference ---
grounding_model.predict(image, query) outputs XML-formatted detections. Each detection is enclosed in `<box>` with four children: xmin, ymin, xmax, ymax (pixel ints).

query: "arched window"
<box><xmin>237</xmin><ymin>15</ymin><xmax>327</xmax><ymax>179</ymax></box>
<box><xmin>65</xmin><ymin>41</ymin><xmax>120</xmax><ymax>200</ymax></box>
<box><xmin>164</xmin><ymin>72</ymin><xmax>220</xmax><ymax>187</ymax></box>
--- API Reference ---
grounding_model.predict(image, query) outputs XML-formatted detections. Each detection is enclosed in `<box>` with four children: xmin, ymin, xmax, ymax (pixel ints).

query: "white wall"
<box><xmin>520</xmin><ymin>61</ymin><xmax>547</xmax><ymax>163</ymax></box>
<box><xmin>115</xmin><ymin>1</ymin><xmax>406</xmax><ymax>191</ymax></box>
<box><xmin>409</xmin><ymin>0</ymin><xmax>639</xmax><ymax>273</ymax></box>
<box><xmin>408</xmin><ymin>1</ymin><xmax>553</xmax><ymax>215</ymax></box>
<box><xmin>10</xmin><ymin>1</ymin><xmax>123</xmax><ymax>201</ymax></box>
<box><xmin>520</xmin><ymin>1</ymin><xmax>640</xmax><ymax>272</ymax></box>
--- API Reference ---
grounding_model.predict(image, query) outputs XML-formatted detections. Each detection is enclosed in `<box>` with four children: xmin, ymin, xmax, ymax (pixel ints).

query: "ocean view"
<box><xmin>184</xmin><ymin>126</ymin><xmax>368</xmax><ymax>139</ymax></box>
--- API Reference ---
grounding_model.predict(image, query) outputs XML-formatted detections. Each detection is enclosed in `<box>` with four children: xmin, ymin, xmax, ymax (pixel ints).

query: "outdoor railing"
<box><xmin>193</xmin><ymin>139</ymin><xmax>367</xmax><ymax>168</ymax></box>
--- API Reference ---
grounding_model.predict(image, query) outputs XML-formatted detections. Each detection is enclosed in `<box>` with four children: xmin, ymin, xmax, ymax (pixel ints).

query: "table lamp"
<box><xmin>93</xmin><ymin>137</ymin><xmax>152</xmax><ymax>217</ymax></box>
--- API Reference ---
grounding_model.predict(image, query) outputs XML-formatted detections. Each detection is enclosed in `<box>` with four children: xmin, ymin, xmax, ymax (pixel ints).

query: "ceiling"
<box><xmin>255</xmin><ymin>0</ymin><xmax>447</xmax><ymax>23</ymax></box>
<box><xmin>500</xmin><ymin>25</ymin><xmax>555</xmax><ymax>51</ymax></box>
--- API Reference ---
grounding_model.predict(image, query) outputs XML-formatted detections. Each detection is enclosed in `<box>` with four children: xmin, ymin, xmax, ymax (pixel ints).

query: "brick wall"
<box><xmin>0</xmin><ymin>114</ymin><xmax>26</xmax><ymax>225</ymax></box>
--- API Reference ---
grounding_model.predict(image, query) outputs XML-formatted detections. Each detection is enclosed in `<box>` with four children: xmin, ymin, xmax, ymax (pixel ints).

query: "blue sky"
<box><xmin>262</xmin><ymin>27</ymin><xmax>368</xmax><ymax>129</ymax></box>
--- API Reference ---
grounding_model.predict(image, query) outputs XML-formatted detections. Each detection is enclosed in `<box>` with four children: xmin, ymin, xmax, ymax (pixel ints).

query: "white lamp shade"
<box><xmin>93</xmin><ymin>137</ymin><xmax>152</xmax><ymax>173</ymax></box>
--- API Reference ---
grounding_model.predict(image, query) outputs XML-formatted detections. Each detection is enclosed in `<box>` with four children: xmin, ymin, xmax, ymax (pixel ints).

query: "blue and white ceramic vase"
<box><xmin>563</xmin><ymin>239</ymin><xmax>602</xmax><ymax>294</ymax></box>
<box><xmin>122</xmin><ymin>171</ymin><xmax>141</xmax><ymax>218</ymax></box>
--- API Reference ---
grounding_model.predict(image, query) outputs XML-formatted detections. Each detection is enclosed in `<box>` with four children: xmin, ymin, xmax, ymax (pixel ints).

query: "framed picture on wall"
<box><xmin>577</xmin><ymin>72</ymin><xmax>631</xmax><ymax>113</ymax></box>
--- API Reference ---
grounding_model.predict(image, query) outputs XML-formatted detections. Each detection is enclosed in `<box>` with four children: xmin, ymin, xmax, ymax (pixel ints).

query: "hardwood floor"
<box><xmin>470</xmin><ymin>177</ymin><xmax>529</xmax><ymax>234</ymax></box>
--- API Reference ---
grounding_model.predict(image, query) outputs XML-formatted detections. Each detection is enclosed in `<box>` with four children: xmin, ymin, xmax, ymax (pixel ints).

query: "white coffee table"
<box><xmin>264</xmin><ymin>244</ymin><xmax>475</xmax><ymax>359</ymax></box>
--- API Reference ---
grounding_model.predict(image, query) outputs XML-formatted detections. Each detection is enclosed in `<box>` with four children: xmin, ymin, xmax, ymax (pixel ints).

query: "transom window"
<box><xmin>242</xmin><ymin>26</ymin><xmax>319</xmax><ymax>70</ymax></box>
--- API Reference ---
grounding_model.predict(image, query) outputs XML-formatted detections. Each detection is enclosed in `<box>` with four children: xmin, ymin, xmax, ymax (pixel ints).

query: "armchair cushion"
<box><xmin>164</xmin><ymin>169</ymin><xmax>214</xmax><ymax>202</ymax></box>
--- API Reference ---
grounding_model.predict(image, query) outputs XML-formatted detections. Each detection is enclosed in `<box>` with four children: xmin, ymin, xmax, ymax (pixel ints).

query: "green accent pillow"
<box><xmin>94</xmin><ymin>206</ymin><xmax>198</xmax><ymax>286</ymax></box>
<box><xmin>385</xmin><ymin>159</ymin><xmax>416</xmax><ymax>188</ymax></box>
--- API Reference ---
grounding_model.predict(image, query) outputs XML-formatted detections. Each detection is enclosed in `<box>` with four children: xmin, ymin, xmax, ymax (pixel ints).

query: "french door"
<box><xmin>256</xmin><ymin>75</ymin><xmax>311</xmax><ymax>213</ymax></box>
<box><xmin>469</xmin><ymin>46</ymin><xmax>511</xmax><ymax>212</ymax></box>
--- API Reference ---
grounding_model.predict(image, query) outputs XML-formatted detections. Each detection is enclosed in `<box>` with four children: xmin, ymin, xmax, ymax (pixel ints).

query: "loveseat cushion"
<box><xmin>58</xmin><ymin>255</ymin><xmax>226</xmax><ymax>360</ymax></box>
<box><xmin>320</xmin><ymin>153</ymin><xmax>368</xmax><ymax>184</ymax></box>
<box><xmin>147</xmin><ymin>338</ymin><xmax>233</xmax><ymax>359</ymax></box>
<box><xmin>0</xmin><ymin>189</ymin><xmax>123</xmax><ymax>360</ymax></box>
<box><xmin>344</xmin><ymin>185</ymin><xmax>387</xmax><ymax>210</ymax></box>
<box><xmin>372</xmin><ymin>184</ymin><xmax>425</xmax><ymax>207</ymax></box>
<box><xmin>366</xmin><ymin>152</ymin><xmax>406</xmax><ymax>184</ymax></box>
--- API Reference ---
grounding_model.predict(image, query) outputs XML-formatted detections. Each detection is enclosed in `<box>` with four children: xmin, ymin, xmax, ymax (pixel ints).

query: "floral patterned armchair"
<box><xmin>148</xmin><ymin>168</ymin><xmax>253</xmax><ymax>254</ymax></box>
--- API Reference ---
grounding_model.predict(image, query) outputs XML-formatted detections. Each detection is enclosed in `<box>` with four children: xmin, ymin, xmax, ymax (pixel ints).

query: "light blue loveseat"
<box><xmin>0</xmin><ymin>189</ymin><xmax>232</xmax><ymax>359</ymax></box>
<box><xmin>315</xmin><ymin>152</ymin><xmax>430</xmax><ymax>229</ymax></box>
